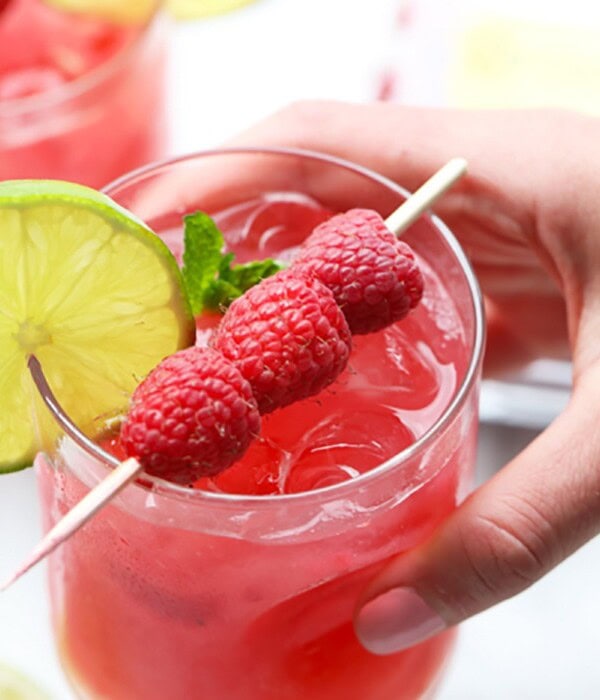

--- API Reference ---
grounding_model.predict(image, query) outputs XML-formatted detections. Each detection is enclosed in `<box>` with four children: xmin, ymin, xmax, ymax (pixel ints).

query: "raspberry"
<box><xmin>212</xmin><ymin>270</ymin><xmax>352</xmax><ymax>414</ymax></box>
<box><xmin>293</xmin><ymin>208</ymin><xmax>424</xmax><ymax>334</ymax></box>
<box><xmin>121</xmin><ymin>347</ymin><xmax>260</xmax><ymax>484</ymax></box>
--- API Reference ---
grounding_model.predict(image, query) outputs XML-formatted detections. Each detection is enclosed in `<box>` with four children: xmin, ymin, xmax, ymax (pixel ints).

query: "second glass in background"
<box><xmin>0</xmin><ymin>0</ymin><xmax>168</xmax><ymax>187</ymax></box>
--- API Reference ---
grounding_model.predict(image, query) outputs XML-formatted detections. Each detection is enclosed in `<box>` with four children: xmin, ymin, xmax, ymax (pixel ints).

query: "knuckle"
<box><xmin>278</xmin><ymin>100</ymin><xmax>341</xmax><ymax>135</ymax></box>
<box><xmin>458</xmin><ymin>495</ymin><xmax>561</xmax><ymax>602</ymax></box>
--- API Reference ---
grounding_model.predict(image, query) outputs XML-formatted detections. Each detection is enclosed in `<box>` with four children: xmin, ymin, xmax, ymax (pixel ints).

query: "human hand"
<box><xmin>227</xmin><ymin>102</ymin><xmax>600</xmax><ymax>653</ymax></box>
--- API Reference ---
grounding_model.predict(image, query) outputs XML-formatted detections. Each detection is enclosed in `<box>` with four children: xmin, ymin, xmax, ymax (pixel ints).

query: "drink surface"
<box><xmin>0</xmin><ymin>0</ymin><xmax>165</xmax><ymax>186</ymax></box>
<box><xmin>39</xmin><ymin>193</ymin><xmax>475</xmax><ymax>699</ymax></box>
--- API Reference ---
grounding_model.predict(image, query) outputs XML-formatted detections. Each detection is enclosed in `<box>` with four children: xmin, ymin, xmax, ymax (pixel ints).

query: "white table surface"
<box><xmin>2</xmin><ymin>1</ymin><xmax>599</xmax><ymax>697</ymax></box>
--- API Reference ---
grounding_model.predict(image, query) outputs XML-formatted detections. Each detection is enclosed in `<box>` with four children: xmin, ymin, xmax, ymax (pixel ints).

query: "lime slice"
<box><xmin>0</xmin><ymin>663</ymin><xmax>51</xmax><ymax>700</ymax></box>
<box><xmin>42</xmin><ymin>0</ymin><xmax>157</xmax><ymax>24</ymax></box>
<box><xmin>0</xmin><ymin>180</ymin><xmax>195</xmax><ymax>473</ymax></box>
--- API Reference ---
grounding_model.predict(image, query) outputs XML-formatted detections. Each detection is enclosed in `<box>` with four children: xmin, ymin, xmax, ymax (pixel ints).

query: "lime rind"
<box><xmin>0</xmin><ymin>180</ymin><xmax>187</xmax><ymax>287</ymax></box>
<box><xmin>0</xmin><ymin>180</ymin><xmax>195</xmax><ymax>474</ymax></box>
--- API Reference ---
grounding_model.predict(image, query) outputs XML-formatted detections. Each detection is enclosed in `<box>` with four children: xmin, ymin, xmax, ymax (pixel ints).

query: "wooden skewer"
<box><xmin>0</xmin><ymin>457</ymin><xmax>140</xmax><ymax>592</ymax></box>
<box><xmin>0</xmin><ymin>357</ymin><xmax>142</xmax><ymax>593</ymax></box>
<box><xmin>0</xmin><ymin>157</ymin><xmax>467</xmax><ymax>593</ymax></box>
<box><xmin>385</xmin><ymin>157</ymin><xmax>467</xmax><ymax>236</ymax></box>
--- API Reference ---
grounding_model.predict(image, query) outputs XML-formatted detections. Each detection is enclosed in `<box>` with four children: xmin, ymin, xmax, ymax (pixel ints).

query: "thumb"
<box><xmin>354</xmin><ymin>363</ymin><xmax>600</xmax><ymax>655</ymax></box>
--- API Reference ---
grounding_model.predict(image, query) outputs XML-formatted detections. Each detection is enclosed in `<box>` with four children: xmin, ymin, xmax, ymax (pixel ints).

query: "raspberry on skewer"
<box><xmin>112</xmin><ymin>161</ymin><xmax>470</xmax><ymax>478</ymax></box>
<box><xmin>212</xmin><ymin>271</ymin><xmax>352</xmax><ymax>414</ymax></box>
<box><xmin>290</xmin><ymin>156</ymin><xmax>469</xmax><ymax>334</ymax></box>
<box><xmin>121</xmin><ymin>347</ymin><xmax>260</xmax><ymax>484</ymax></box>
<box><xmin>293</xmin><ymin>208</ymin><xmax>424</xmax><ymax>334</ymax></box>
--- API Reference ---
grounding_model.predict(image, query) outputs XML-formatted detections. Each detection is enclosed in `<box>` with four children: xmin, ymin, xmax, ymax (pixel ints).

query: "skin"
<box><xmin>227</xmin><ymin>102</ymin><xmax>600</xmax><ymax>636</ymax></box>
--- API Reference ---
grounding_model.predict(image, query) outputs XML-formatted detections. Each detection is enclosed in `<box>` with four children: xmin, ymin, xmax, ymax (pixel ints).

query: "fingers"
<box><xmin>122</xmin><ymin>102</ymin><xmax>577</xmax><ymax>250</ymax></box>
<box><xmin>228</xmin><ymin>101</ymin><xmax>582</xmax><ymax>204</ymax></box>
<box><xmin>228</xmin><ymin>101</ymin><xmax>475</xmax><ymax>187</ymax></box>
<box><xmin>112</xmin><ymin>102</ymin><xmax>577</xmax><ymax>370</ymax></box>
<box><xmin>353</xmin><ymin>361</ymin><xmax>600</xmax><ymax>655</ymax></box>
<box><xmin>227</xmin><ymin>102</ymin><xmax>590</xmax><ymax>281</ymax></box>
<box><xmin>231</xmin><ymin>101</ymin><xmax>571</xmax><ymax>326</ymax></box>
<box><xmin>126</xmin><ymin>102</ymin><xmax>592</xmax><ymax>251</ymax></box>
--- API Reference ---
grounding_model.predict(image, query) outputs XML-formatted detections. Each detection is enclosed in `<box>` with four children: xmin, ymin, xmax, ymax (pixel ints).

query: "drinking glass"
<box><xmin>37</xmin><ymin>148</ymin><xmax>484</xmax><ymax>700</ymax></box>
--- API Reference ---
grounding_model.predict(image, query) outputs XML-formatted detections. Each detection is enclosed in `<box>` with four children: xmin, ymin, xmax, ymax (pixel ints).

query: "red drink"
<box><xmin>37</xmin><ymin>150</ymin><xmax>483</xmax><ymax>699</ymax></box>
<box><xmin>0</xmin><ymin>0</ymin><xmax>166</xmax><ymax>187</ymax></box>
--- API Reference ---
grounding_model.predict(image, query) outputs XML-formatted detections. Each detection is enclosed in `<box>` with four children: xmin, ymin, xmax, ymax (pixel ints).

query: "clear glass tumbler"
<box><xmin>37</xmin><ymin>148</ymin><xmax>484</xmax><ymax>700</ymax></box>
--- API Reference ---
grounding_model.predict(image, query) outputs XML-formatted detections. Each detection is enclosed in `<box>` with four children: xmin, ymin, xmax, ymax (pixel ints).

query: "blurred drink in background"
<box><xmin>0</xmin><ymin>0</ymin><xmax>167</xmax><ymax>187</ymax></box>
<box><xmin>377</xmin><ymin>0</ymin><xmax>600</xmax><ymax>114</ymax></box>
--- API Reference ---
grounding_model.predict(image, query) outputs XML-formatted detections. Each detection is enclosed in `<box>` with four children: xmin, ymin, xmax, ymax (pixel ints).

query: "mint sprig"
<box><xmin>181</xmin><ymin>211</ymin><xmax>285</xmax><ymax>314</ymax></box>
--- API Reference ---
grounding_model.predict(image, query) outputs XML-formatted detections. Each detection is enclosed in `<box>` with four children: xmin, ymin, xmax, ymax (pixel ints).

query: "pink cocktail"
<box><xmin>37</xmin><ymin>149</ymin><xmax>484</xmax><ymax>699</ymax></box>
<box><xmin>0</xmin><ymin>0</ymin><xmax>166</xmax><ymax>187</ymax></box>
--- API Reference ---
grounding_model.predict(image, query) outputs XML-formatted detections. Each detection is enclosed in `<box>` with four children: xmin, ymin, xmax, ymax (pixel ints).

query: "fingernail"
<box><xmin>355</xmin><ymin>587</ymin><xmax>446</xmax><ymax>655</ymax></box>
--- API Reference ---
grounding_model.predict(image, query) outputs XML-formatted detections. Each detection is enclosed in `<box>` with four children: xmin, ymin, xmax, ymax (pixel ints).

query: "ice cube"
<box><xmin>215</xmin><ymin>193</ymin><xmax>331</xmax><ymax>263</ymax></box>
<box><xmin>282</xmin><ymin>407</ymin><xmax>414</xmax><ymax>494</ymax></box>
<box><xmin>412</xmin><ymin>256</ymin><xmax>467</xmax><ymax>366</ymax></box>
<box><xmin>345</xmin><ymin>325</ymin><xmax>441</xmax><ymax>410</ymax></box>
<box><xmin>196</xmin><ymin>436</ymin><xmax>290</xmax><ymax>496</ymax></box>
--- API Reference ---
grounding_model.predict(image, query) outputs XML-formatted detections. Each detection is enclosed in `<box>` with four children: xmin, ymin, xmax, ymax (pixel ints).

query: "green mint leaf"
<box><xmin>181</xmin><ymin>212</ymin><xmax>224</xmax><ymax>315</ymax></box>
<box><xmin>226</xmin><ymin>259</ymin><xmax>284</xmax><ymax>294</ymax></box>
<box><xmin>203</xmin><ymin>278</ymin><xmax>241</xmax><ymax>310</ymax></box>
<box><xmin>181</xmin><ymin>211</ymin><xmax>286</xmax><ymax>314</ymax></box>
<box><xmin>217</xmin><ymin>252</ymin><xmax>236</xmax><ymax>279</ymax></box>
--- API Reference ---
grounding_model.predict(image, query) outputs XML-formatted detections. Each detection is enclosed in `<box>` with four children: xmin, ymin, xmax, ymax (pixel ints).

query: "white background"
<box><xmin>2</xmin><ymin>1</ymin><xmax>600</xmax><ymax>698</ymax></box>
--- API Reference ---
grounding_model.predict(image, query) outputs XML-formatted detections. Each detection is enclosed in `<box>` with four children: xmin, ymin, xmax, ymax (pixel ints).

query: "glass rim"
<box><xmin>0</xmin><ymin>0</ymin><xmax>162</xmax><ymax>117</ymax></box>
<box><xmin>99</xmin><ymin>146</ymin><xmax>485</xmax><ymax>508</ymax></box>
